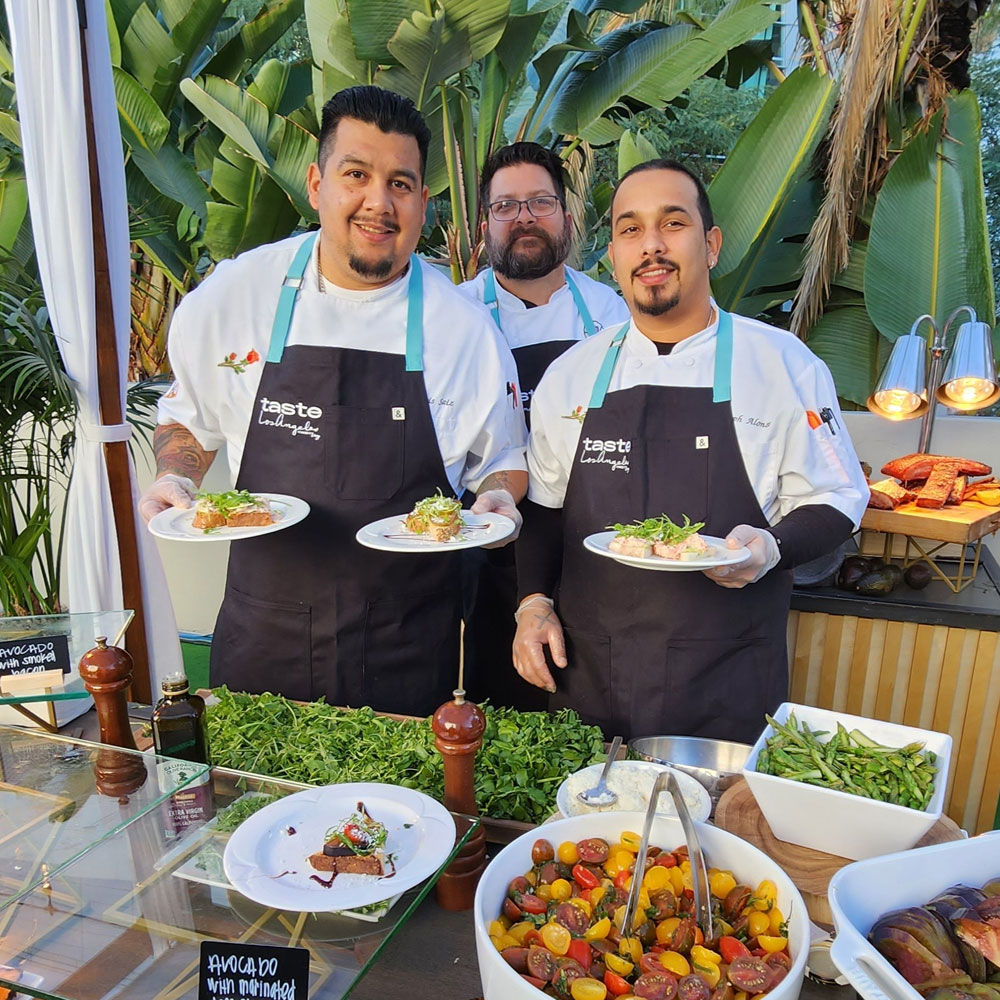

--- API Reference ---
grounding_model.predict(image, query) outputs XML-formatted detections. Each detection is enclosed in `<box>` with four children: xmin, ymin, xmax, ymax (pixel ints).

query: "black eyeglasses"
<box><xmin>488</xmin><ymin>196</ymin><xmax>563</xmax><ymax>222</ymax></box>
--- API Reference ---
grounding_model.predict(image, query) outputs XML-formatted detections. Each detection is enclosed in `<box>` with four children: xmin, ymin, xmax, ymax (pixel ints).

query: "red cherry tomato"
<box><xmin>573</xmin><ymin>864</ymin><xmax>601</xmax><ymax>890</ymax></box>
<box><xmin>519</xmin><ymin>893</ymin><xmax>547</xmax><ymax>915</ymax></box>
<box><xmin>614</xmin><ymin>869</ymin><xmax>631</xmax><ymax>890</ymax></box>
<box><xmin>605</xmin><ymin>970</ymin><xmax>633</xmax><ymax>996</ymax></box>
<box><xmin>654</xmin><ymin>853</ymin><xmax>678</xmax><ymax>869</ymax></box>
<box><xmin>568</xmin><ymin>938</ymin><xmax>593</xmax><ymax>969</ymax></box>
<box><xmin>521</xmin><ymin>974</ymin><xmax>548</xmax><ymax>989</ymax></box>
<box><xmin>718</xmin><ymin>938</ymin><xmax>752</xmax><ymax>964</ymax></box>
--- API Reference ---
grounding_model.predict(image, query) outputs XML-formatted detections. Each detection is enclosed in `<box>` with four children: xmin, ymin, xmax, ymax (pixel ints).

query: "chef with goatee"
<box><xmin>138</xmin><ymin>86</ymin><xmax>527</xmax><ymax>717</ymax></box>
<box><xmin>513</xmin><ymin>158</ymin><xmax>868</xmax><ymax>742</ymax></box>
<box><xmin>459</xmin><ymin>142</ymin><xmax>628</xmax><ymax>709</ymax></box>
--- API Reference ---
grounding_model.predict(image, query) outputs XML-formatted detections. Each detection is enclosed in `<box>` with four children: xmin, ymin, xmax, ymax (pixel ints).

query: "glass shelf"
<box><xmin>0</xmin><ymin>748</ymin><xmax>479</xmax><ymax>1000</ymax></box>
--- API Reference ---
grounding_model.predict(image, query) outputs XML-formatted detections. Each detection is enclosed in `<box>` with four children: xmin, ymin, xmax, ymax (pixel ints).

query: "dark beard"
<box><xmin>348</xmin><ymin>252</ymin><xmax>394</xmax><ymax>280</ymax></box>
<box><xmin>487</xmin><ymin>218</ymin><xmax>572</xmax><ymax>280</ymax></box>
<box><xmin>634</xmin><ymin>288</ymin><xmax>680</xmax><ymax>316</ymax></box>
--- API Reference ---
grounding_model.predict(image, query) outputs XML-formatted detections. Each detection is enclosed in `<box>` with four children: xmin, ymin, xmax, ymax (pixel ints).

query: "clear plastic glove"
<box><xmin>702</xmin><ymin>523</ymin><xmax>780</xmax><ymax>588</ymax></box>
<box><xmin>471</xmin><ymin>487</ymin><xmax>522</xmax><ymax>548</ymax></box>
<box><xmin>512</xmin><ymin>596</ymin><xmax>566</xmax><ymax>693</ymax></box>
<box><xmin>138</xmin><ymin>473</ymin><xmax>197</xmax><ymax>523</ymax></box>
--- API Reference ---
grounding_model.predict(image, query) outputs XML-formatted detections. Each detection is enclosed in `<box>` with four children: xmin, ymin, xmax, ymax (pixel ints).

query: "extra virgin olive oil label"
<box><xmin>156</xmin><ymin>757</ymin><xmax>212</xmax><ymax>840</ymax></box>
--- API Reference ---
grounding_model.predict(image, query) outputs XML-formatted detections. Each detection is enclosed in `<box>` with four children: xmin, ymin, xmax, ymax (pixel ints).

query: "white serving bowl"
<box><xmin>829</xmin><ymin>832</ymin><xmax>1000</xmax><ymax>1000</ymax></box>
<box><xmin>474</xmin><ymin>811</ymin><xmax>809</xmax><ymax>1000</ymax></box>
<box><xmin>556</xmin><ymin>760</ymin><xmax>711</xmax><ymax>821</ymax></box>
<box><xmin>743</xmin><ymin>702</ymin><xmax>951</xmax><ymax>861</ymax></box>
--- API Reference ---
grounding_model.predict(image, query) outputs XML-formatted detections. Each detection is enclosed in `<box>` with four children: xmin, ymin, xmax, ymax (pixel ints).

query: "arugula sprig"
<box><xmin>608</xmin><ymin>514</ymin><xmax>705</xmax><ymax>542</ymax></box>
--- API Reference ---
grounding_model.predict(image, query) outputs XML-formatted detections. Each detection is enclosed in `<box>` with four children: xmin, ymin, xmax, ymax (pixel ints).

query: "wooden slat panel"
<box><xmin>889</xmin><ymin>622</ymin><xmax>919</xmax><ymax>722</ymax></box>
<box><xmin>875</xmin><ymin>620</ymin><xmax>905</xmax><ymax>720</ymax></box>
<box><xmin>919</xmin><ymin>627</ymin><xmax>949</xmax><ymax>731</ymax></box>
<box><xmin>789</xmin><ymin>613</ymin><xmax>813</xmax><ymax>705</ymax></box>
<box><xmin>944</xmin><ymin>630</ymin><xmax>981</xmax><ymax>806</ymax></box>
<box><xmin>934</xmin><ymin>630</ymin><xmax>968</xmax><ymax>734</ymax></box>
<box><xmin>974</xmin><ymin>640</ymin><xmax>1000</xmax><ymax>833</ymax></box>
<box><xmin>847</xmin><ymin>617</ymin><xmax>873</xmax><ymax>717</ymax></box>
<box><xmin>861</xmin><ymin>619</ymin><xmax>888</xmax><ymax>718</ymax></box>
<box><xmin>817</xmin><ymin>614</ymin><xmax>844</xmax><ymax>708</ymax></box>
<box><xmin>904</xmin><ymin>625</ymin><xmax>935</xmax><ymax>726</ymax></box>
<box><xmin>831</xmin><ymin>615</ymin><xmax>857</xmax><ymax>713</ymax></box>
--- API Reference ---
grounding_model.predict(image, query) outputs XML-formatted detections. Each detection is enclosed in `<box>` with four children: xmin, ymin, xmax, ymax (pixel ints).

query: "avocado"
<box><xmin>854</xmin><ymin>564</ymin><xmax>902</xmax><ymax>597</ymax></box>
<box><xmin>837</xmin><ymin>555</ymin><xmax>875</xmax><ymax>591</ymax></box>
<box><xmin>904</xmin><ymin>562</ymin><xmax>933</xmax><ymax>589</ymax></box>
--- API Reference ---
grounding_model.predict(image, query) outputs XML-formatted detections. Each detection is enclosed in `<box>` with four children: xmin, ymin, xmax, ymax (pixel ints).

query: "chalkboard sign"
<box><xmin>0</xmin><ymin>634</ymin><xmax>70</xmax><ymax>679</ymax></box>
<box><xmin>199</xmin><ymin>941</ymin><xmax>310</xmax><ymax>1000</ymax></box>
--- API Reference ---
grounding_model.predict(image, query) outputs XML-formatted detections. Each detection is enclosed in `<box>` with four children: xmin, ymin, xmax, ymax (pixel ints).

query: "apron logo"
<box><xmin>257</xmin><ymin>396</ymin><xmax>322</xmax><ymax>441</ymax></box>
<box><xmin>392</xmin><ymin>407</ymin><xmax>405</xmax><ymax>420</ymax></box>
<box><xmin>696</xmin><ymin>436</ymin><xmax>709</xmax><ymax>449</ymax></box>
<box><xmin>506</xmin><ymin>382</ymin><xmax>519</xmax><ymax>408</ymax></box>
<box><xmin>218</xmin><ymin>349</ymin><xmax>260</xmax><ymax>374</ymax></box>
<box><xmin>562</xmin><ymin>405</ymin><xmax>586</xmax><ymax>424</ymax></box>
<box><xmin>579</xmin><ymin>437</ymin><xmax>631</xmax><ymax>473</ymax></box>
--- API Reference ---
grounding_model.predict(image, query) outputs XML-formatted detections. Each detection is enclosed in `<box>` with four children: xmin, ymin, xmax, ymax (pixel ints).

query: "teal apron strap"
<box><xmin>565</xmin><ymin>272</ymin><xmax>596</xmax><ymax>337</ymax></box>
<box><xmin>266</xmin><ymin>232</ymin><xmax>318</xmax><ymax>364</ymax></box>
<box><xmin>482</xmin><ymin>268</ymin><xmax>502</xmax><ymax>330</ymax></box>
<box><xmin>404</xmin><ymin>254</ymin><xmax>424</xmax><ymax>373</ymax></box>
<box><xmin>713</xmin><ymin>309</ymin><xmax>733</xmax><ymax>403</ymax></box>
<box><xmin>587</xmin><ymin>322</ymin><xmax>629</xmax><ymax>410</ymax></box>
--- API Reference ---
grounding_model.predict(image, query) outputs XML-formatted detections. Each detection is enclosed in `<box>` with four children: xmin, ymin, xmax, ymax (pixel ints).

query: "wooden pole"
<box><xmin>76</xmin><ymin>1</ymin><xmax>152</xmax><ymax>703</ymax></box>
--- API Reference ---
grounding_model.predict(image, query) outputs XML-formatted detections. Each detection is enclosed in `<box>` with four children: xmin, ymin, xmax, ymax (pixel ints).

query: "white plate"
<box><xmin>148</xmin><ymin>493</ymin><xmax>310</xmax><ymax>542</ymax></box>
<box><xmin>583</xmin><ymin>531</ymin><xmax>751</xmax><ymax>571</ymax></box>
<box><xmin>223</xmin><ymin>782</ymin><xmax>455</xmax><ymax>912</ymax></box>
<box><xmin>356</xmin><ymin>511</ymin><xmax>515</xmax><ymax>553</ymax></box>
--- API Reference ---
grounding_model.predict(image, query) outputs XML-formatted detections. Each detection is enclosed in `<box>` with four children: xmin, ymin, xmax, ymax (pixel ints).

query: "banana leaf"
<box><xmin>805</xmin><ymin>305</ymin><xmax>881</xmax><ymax>407</ymax></box>
<box><xmin>710</xmin><ymin>67</ymin><xmax>836</xmax><ymax>276</ymax></box>
<box><xmin>617</xmin><ymin>129</ymin><xmax>659</xmax><ymax>178</ymax></box>
<box><xmin>0</xmin><ymin>177</ymin><xmax>27</xmax><ymax>253</ymax></box>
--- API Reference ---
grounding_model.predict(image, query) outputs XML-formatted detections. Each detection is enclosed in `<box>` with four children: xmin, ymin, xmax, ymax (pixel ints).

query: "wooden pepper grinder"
<box><xmin>79</xmin><ymin>637</ymin><xmax>147</xmax><ymax>796</ymax></box>
<box><xmin>432</xmin><ymin>688</ymin><xmax>488</xmax><ymax>910</ymax></box>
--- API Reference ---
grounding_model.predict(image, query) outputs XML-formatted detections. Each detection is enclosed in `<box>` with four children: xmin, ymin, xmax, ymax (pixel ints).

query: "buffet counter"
<box><xmin>789</xmin><ymin>547</ymin><xmax>1000</xmax><ymax>834</ymax></box>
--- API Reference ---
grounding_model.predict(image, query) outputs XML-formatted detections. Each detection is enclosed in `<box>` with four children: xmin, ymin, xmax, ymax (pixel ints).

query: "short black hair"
<box><xmin>611</xmin><ymin>158</ymin><xmax>714</xmax><ymax>233</ymax></box>
<box><xmin>318</xmin><ymin>85</ymin><xmax>431</xmax><ymax>179</ymax></box>
<box><xmin>480</xmin><ymin>142</ymin><xmax>567</xmax><ymax>208</ymax></box>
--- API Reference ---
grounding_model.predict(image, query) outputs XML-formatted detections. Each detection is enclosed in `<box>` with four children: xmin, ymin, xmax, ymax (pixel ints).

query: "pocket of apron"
<box><xmin>641</xmin><ymin>434</ymin><xmax>711</xmax><ymax>525</ymax></box>
<box><xmin>326</xmin><ymin>406</ymin><xmax>405</xmax><ymax>500</ymax></box>
<box><xmin>210</xmin><ymin>587</ymin><xmax>312</xmax><ymax>701</ymax></box>
<box><xmin>664</xmin><ymin>635</ymin><xmax>784</xmax><ymax>744</ymax></box>
<box><xmin>362</xmin><ymin>588</ymin><xmax>461</xmax><ymax>716</ymax></box>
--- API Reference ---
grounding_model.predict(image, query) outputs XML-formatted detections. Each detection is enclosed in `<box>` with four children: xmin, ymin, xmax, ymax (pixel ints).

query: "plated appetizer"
<box><xmin>307</xmin><ymin>802</ymin><xmax>394</xmax><ymax>883</ymax></box>
<box><xmin>192</xmin><ymin>490</ymin><xmax>274</xmax><ymax>531</ymax></box>
<box><xmin>608</xmin><ymin>515</ymin><xmax>713</xmax><ymax>561</ymax></box>
<box><xmin>404</xmin><ymin>489</ymin><xmax>464</xmax><ymax>541</ymax></box>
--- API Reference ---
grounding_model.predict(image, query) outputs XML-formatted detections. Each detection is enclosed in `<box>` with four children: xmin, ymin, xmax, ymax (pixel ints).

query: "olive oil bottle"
<box><xmin>152</xmin><ymin>672</ymin><xmax>212</xmax><ymax>837</ymax></box>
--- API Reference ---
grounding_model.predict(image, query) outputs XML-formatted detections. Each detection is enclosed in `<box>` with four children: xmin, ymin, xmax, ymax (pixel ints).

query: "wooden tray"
<box><xmin>861</xmin><ymin>500</ymin><xmax>1000</xmax><ymax>544</ymax></box>
<box><xmin>714</xmin><ymin>777</ymin><xmax>963</xmax><ymax>927</ymax></box>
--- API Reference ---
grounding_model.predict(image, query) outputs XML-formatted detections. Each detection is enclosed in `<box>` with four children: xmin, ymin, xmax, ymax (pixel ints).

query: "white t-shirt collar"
<box><xmin>308</xmin><ymin>234</ymin><xmax>411</xmax><ymax>303</ymax></box>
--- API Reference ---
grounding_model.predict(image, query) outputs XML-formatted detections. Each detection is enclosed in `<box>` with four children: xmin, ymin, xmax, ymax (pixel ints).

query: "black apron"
<box><xmin>463</xmin><ymin>270</ymin><xmax>596</xmax><ymax>711</ymax></box>
<box><xmin>210</xmin><ymin>235</ymin><xmax>461</xmax><ymax>716</ymax></box>
<box><xmin>552</xmin><ymin>313</ymin><xmax>792</xmax><ymax>743</ymax></box>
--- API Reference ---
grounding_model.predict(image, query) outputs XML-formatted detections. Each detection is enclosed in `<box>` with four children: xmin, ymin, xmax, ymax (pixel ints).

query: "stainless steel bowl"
<box><xmin>628</xmin><ymin>736</ymin><xmax>752</xmax><ymax>813</ymax></box>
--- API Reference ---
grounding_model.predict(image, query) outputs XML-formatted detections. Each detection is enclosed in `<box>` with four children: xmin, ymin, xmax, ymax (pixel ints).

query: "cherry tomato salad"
<box><xmin>488</xmin><ymin>833</ymin><xmax>792</xmax><ymax>1000</ymax></box>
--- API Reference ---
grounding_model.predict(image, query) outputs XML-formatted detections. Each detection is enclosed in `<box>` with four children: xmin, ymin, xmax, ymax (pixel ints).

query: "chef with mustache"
<box><xmin>138</xmin><ymin>86</ymin><xmax>527</xmax><ymax>716</ymax></box>
<box><xmin>513</xmin><ymin>159</ymin><xmax>868</xmax><ymax>742</ymax></box>
<box><xmin>459</xmin><ymin>143</ymin><xmax>628</xmax><ymax>710</ymax></box>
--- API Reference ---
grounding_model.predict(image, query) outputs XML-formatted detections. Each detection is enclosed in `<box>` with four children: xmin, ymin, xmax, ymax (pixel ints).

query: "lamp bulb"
<box><xmin>944</xmin><ymin>376</ymin><xmax>994</xmax><ymax>405</ymax></box>
<box><xmin>874</xmin><ymin>388</ymin><xmax>922</xmax><ymax>415</ymax></box>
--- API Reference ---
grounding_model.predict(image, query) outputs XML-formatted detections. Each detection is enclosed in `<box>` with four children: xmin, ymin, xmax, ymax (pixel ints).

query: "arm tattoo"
<box><xmin>154</xmin><ymin>423</ymin><xmax>216</xmax><ymax>485</ymax></box>
<box><xmin>479</xmin><ymin>469</ymin><xmax>528</xmax><ymax>502</ymax></box>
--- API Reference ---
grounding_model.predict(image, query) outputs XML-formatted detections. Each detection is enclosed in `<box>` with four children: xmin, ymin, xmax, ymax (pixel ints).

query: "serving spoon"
<box><xmin>620</xmin><ymin>768</ymin><xmax>714</xmax><ymax>942</ymax></box>
<box><xmin>577</xmin><ymin>735</ymin><xmax>622</xmax><ymax>807</ymax></box>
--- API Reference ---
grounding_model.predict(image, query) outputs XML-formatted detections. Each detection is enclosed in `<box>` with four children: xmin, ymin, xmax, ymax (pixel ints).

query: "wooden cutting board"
<box><xmin>714</xmin><ymin>777</ymin><xmax>963</xmax><ymax>927</ymax></box>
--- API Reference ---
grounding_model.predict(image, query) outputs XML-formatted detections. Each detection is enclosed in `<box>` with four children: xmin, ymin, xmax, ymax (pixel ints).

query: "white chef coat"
<box><xmin>159</xmin><ymin>234</ymin><xmax>527</xmax><ymax>495</ymax></box>
<box><xmin>459</xmin><ymin>266</ymin><xmax>630</xmax><ymax>348</ymax></box>
<box><xmin>528</xmin><ymin>308</ymin><xmax>869</xmax><ymax>527</ymax></box>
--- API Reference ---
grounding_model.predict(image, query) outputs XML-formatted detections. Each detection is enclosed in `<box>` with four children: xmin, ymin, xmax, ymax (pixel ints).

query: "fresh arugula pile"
<box><xmin>213</xmin><ymin>791</ymin><xmax>280</xmax><ymax>832</ymax></box>
<box><xmin>608</xmin><ymin>513</ymin><xmax>704</xmax><ymax>542</ymax></box>
<box><xmin>205</xmin><ymin>689</ymin><xmax>604</xmax><ymax>824</ymax></box>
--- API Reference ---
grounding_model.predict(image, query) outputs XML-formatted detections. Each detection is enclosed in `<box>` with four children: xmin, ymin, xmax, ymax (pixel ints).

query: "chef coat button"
<box><xmin>629</xmin><ymin>359</ymin><xmax>643</xmax><ymax>370</ymax></box>
<box><xmin>685</xmin><ymin>358</ymin><xmax>695</xmax><ymax>366</ymax></box>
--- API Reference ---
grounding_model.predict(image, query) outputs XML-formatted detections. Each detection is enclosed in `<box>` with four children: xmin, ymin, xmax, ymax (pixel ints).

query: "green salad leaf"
<box><xmin>608</xmin><ymin>514</ymin><xmax>705</xmax><ymax>542</ymax></box>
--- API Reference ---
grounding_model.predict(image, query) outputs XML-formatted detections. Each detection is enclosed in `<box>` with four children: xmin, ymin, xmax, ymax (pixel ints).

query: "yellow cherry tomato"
<box><xmin>757</xmin><ymin>934</ymin><xmax>789</xmax><ymax>954</ymax></box>
<box><xmin>585</xmin><ymin>916</ymin><xmax>612</xmax><ymax>941</ymax></box>
<box><xmin>693</xmin><ymin>960</ymin><xmax>722</xmax><ymax>989</ymax></box>
<box><xmin>488</xmin><ymin>920</ymin><xmax>507</xmax><ymax>938</ymax></box>
<box><xmin>643</xmin><ymin>866</ymin><xmax>672</xmax><ymax>892</ymax></box>
<box><xmin>754</xmin><ymin>879</ymin><xmax>777</xmax><ymax>911</ymax></box>
<box><xmin>496</xmin><ymin>933</ymin><xmax>520</xmax><ymax>950</ymax></box>
<box><xmin>637</xmin><ymin>888</ymin><xmax>651</xmax><ymax>913</ymax></box>
<box><xmin>619</xmin><ymin>936</ymin><xmax>642</xmax><ymax>965</ymax></box>
<box><xmin>508</xmin><ymin>921</ymin><xmax>533</xmax><ymax>945</ymax></box>
<box><xmin>551</xmin><ymin>878</ymin><xmax>573</xmax><ymax>901</ymax></box>
<box><xmin>541</xmin><ymin>921</ymin><xmax>571</xmax><ymax>956</ymax></box>
<box><xmin>710</xmin><ymin>870</ymin><xmax>737</xmax><ymax>899</ymax></box>
<box><xmin>558</xmin><ymin>841</ymin><xmax>580</xmax><ymax>865</ymax></box>
<box><xmin>525</xmin><ymin>870</ymin><xmax>538</xmax><ymax>886</ymax></box>
<box><xmin>691</xmin><ymin>946</ymin><xmax>722</xmax><ymax>966</ymax></box>
<box><xmin>659</xmin><ymin>952</ymin><xmax>691</xmax><ymax>977</ymax></box>
<box><xmin>571</xmin><ymin>979</ymin><xmax>608</xmax><ymax>1000</ymax></box>
<box><xmin>490</xmin><ymin>935</ymin><xmax>503</xmax><ymax>952</ymax></box>
<box><xmin>605</xmin><ymin>953</ymin><xmax>634</xmax><ymax>976</ymax></box>
<box><xmin>769</xmin><ymin>906</ymin><xmax>786</xmax><ymax>935</ymax></box>
<box><xmin>570</xmin><ymin>896</ymin><xmax>593</xmax><ymax>917</ymax></box>
<box><xmin>747</xmin><ymin>911</ymin><xmax>770</xmax><ymax>938</ymax></box>
<box><xmin>536</xmin><ymin>884</ymin><xmax>554</xmax><ymax>901</ymax></box>
<box><xmin>620</xmin><ymin>831</ymin><xmax>642</xmax><ymax>852</ymax></box>
<box><xmin>668</xmin><ymin>867</ymin><xmax>685</xmax><ymax>895</ymax></box>
<box><xmin>735</xmin><ymin>992</ymin><xmax>749</xmax><ymax>1000</ymax></box>
<box><xmin>656</xmin><ymin>916</ymin><xmax>681</xmax><ymax>944</ymax></box>
<box><xmin>590</xmin><ymin>885</ymin><xmax>606</xmax><ymax>907</ymax></box>
<box><xmin>614</xmin><ymin>849</ymin><xmax>635</xmax><ymax>873</ymax></box>
<box><xmin>613</xmin><ymin>905</ymin><xmax>626</xmax><ymax>930</ymax></box>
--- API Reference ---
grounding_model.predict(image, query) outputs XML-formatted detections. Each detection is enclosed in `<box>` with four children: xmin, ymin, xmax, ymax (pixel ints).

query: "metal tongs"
<box><xmin>620</xmin><ymin>768</ymin><xmax>714</xmax><ymax>942</ymax></box>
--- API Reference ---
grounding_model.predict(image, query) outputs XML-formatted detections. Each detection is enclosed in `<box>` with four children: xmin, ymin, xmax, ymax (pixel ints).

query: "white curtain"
<box><xmin>6</xmin><ymin>0</ymin><xmax>181</xmax><ymax>693</ymax></box>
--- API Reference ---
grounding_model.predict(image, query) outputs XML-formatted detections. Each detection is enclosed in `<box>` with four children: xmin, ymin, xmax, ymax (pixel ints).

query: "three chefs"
<box><xmin>459</xmin><ymin>143</ymin><xmax>629</xmax><ymax>709</ymax></box>
<box><xmin>139</xmin><ymin>86</ymin><xmax>527</xmax><ymax>717</ymax></box>
<box><xmin>513</xmin><ymin>159</ymin><xmax>868</xmax><ymax>742</ymax></box>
